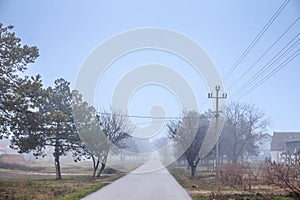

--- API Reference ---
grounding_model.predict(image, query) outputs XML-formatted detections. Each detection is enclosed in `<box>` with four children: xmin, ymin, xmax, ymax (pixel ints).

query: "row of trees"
<box><xmin>0</xmin><ymin>23</ymin><xmax>270</xmax><ymax>180</ymax></box>
<box><xmin>167</xmin><ymin>102</ymin><xmax>269</xmax><ymax>177</ymax></box>
<box><xmin>0</xmin><ymin>24</ymin><xmax>131</xmax><ymax>179</ymax></box>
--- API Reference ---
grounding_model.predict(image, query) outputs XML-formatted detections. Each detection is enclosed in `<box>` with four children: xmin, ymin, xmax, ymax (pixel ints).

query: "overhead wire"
<box><xmin>223</xmin><ymin>0</ymin><xmax>290</xmax><ymax>81</ymax></box>
<box><xmin>96</xmin><ymin>0</ymin><xmax>293</xmax><ymax>118</ymax></box>
<box><xmin>97</xmin><ymin>112</ymin><xmax>182</xmax><ymax>119</ymax></box>
<box><xmin>227</xmin><ymin>16</ymin><xmax>300</xmax><ymax>92</ymax></box>
<box><xmin>134</xmin><ymin>120</ymin><xmax>167</xmax><ymax>126</ymax></box>
<box><xmin>231</xmin><ymin>32</ymin><xmax>300</xmax><ymax>99</ymax></box>
<box><xmin>236</xmin><ymin>47</ymin><xmax>300</xmax><ymax>100</ymax></box>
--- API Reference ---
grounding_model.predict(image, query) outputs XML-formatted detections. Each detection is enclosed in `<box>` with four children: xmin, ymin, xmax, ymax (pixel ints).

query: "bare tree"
<box><xmin>219</xmin><ymin>102</ymin><xmax>269</xmax><ymax>163</ymax></box>
<box><xmin>72</xmin><ymin>92</ymin><xmax>132</xmax><ymax>178</ymax></box>
<box><xmin>95</xmin><ymin>109</ymin><xmax>133</xmax><ymax>178</ymax></box>
<box><xmin>168</xmin><ymin>111</ymin><xmax>208</xmax><ymax>177</ymax></box>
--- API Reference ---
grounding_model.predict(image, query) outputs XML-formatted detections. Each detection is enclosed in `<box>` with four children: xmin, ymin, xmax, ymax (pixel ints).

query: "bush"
<box><xmin>265</xmin><ymin>151</ymin><xmax>300</xmax><ymax>198</ymax></box>
<box><xmin>103</xmin><ymin>167</ymin><xmax>118</xmax><ymax>174</ymax></box>
<box><xmin>217</xmin><ymin>159</ymin><xmax>300</xmax><ymax>198</ymax></box>
<box><xmin>218</xmin><ymin>163</ymin><xmax>250</xmax><ymax>187</ymax></box>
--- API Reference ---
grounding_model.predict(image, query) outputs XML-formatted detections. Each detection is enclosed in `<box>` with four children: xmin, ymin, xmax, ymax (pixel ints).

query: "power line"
<box><xmin>232</xmin><ymin>33</ymin><xmax>300</xmax><ymax>98</ymax></box>
<box><xmin>236</xmin><ymin>47</ymin><xmax>300</xmax><ymax>100</ymax></box>
<box><xmin>232</xmin><ymin>40</ymin><xmax>299</xmax><ymax>99</ymax></box>
<box><xmin>97</xmin><ymin>111</ymin><xmax>212</xmax><ymax>120</ymax></box>
<box><xmin>227</xmin><ymin>16</ymin><xmax>300</xmax><ymax>92</ymax></box>
<box><xmin>223</xmin><ymin>0</ymin><xmax>290</xmax><ymax>81</ymax></box>
<box><xmin>97</xmin><ymin>112</ymin><xmax>182</xmax><ymax>119</ymax></box>
<box><xmin>134</xmin><ymin>120</ymin><xmax>167</xmax><ymax>126</ymax></box>
<box><xmin>97</xmin><ymin>99</ymin><xmax>212</xmax><ymax>120</ymax></box>
<box><xmin>231</xmin><ymin>33</ymin><xmax>300</xmax><ymax>99</ymax></box>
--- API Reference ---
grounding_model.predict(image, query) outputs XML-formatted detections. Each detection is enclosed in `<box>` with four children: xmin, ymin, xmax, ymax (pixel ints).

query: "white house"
<box><xmin>270</xmin><ymin>132</ymin><xmax>300</xmax><ymax>162</ymax></box>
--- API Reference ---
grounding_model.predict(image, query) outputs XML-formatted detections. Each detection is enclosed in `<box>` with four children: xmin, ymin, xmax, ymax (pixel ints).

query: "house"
<box><xmin>270</xmin><ymin>132</ymin><xmax>300</xmax><ymax>162</ymax></box>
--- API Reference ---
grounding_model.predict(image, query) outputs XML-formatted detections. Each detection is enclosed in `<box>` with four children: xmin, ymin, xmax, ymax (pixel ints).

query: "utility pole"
<box><xmin>208</xmin><ymin>85</ymin><xmax>227</xmax><ymax>172</ymax></box>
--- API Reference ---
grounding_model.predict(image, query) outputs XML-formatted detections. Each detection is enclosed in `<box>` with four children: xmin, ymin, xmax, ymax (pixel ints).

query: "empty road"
<box><xmin>82</xmin><ymin>158</ymin><xmax>191</xmax><ymax>200</ymax></box>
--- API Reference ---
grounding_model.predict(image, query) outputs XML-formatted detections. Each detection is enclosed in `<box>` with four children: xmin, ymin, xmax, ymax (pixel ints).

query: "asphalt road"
<box><xmin>81</xmin><ymin>159</ymin><xmax>191</xmax><ymax>200</ymax></box>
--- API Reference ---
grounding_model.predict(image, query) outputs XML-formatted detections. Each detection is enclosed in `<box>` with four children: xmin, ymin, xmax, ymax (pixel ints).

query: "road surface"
<box><xmin>82</xmin><ymin>158</ymin><xmax>191</xmax><ymax>200</ymax></box>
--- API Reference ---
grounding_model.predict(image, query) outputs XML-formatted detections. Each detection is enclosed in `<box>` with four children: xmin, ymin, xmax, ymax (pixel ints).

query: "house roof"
<box><xmin>271</xmin><ymin>132</ymin><xmax>300</xmax><ymax>151</ymax></box>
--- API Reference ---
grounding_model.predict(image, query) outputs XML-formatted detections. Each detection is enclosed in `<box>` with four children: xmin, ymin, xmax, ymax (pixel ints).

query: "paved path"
<box><xmin>82</xmin><ymin>160</ymin><xmax>191</xmax><ymax>200</ymax></box>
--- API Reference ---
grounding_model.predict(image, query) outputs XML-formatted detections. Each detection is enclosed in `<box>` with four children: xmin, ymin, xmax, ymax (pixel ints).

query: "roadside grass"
<box><xmin>191</xmin><ymin>193</ymin><xmax>293</xmax><ymax>200</ymax></box>
<box><xmin>58</xmin><ymin>174</ymin><xmax>125</xmax><ymax>200</ymax></box>
<box><xmin>169</xmin><ymin>167</ymin><xmax>294</xmax><ymax>200</ymax></box>
<box><xmin>0</xmin><ymin>173</ymin><xmax>125</xmax><ymax>200</ymax></box>
<box><xmin>0</xmin><ymin>163</ymin><xmax>125</xmax><ymax>200</ymax></box>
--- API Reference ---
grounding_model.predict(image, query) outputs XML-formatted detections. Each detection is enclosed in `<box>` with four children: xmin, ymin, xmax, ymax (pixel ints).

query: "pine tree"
<box><xmin>0</xmin><ymin>23</ymin><xmax>39</xmax><ymax>138</ymax></box>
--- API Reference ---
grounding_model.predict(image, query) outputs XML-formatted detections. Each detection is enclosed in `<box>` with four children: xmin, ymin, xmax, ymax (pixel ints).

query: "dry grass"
<box><xmin>169</xmin><ymin>167</ymin><xmax>295</xmax><ymax>200</ymax></box>
<box><xmin>0</xmin><ymin>162</ymin><xmax>125</xmax><ymax>200</ymax></box>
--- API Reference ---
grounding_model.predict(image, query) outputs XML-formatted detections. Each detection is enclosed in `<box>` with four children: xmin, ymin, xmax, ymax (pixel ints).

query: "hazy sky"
<box><xmin>1</xmin><ymin>0</ymin><xmax>300</xmax><ymax>134</ymax></box>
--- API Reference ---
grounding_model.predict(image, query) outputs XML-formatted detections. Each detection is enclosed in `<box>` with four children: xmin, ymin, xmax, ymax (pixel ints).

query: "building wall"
<box><xmin>270</xmin><ymin>150</ymin><xmax>284</xmax><ymax>162</ymax></box>
<box><xmin>286</xmin><ymin>141</ymin><xmax>300</xmax><ymax>153</ymax></box>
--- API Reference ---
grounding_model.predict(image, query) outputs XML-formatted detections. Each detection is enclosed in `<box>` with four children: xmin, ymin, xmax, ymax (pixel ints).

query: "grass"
<box><xmin>191</xmin><ymin>193</ymin><xmax>293</xmax><ymax>200</ymax></box>
<box><xmin>58</xmin><ymin>175</ymin><xmax>124</xmax><ymax>200</ymax></box>
<box><xmin>0</xmin><ymin>162</ymin><xmax>45</xmax><ymax>172</ymax></box>
<box><xmin>0</xmin><ymin>173</ymin><xmax>125</xmax><ymax>200</ymax></box>
<box><xmin>0</xmin><ymin>162</ymin><xmax>125</xmax><ymax>200</ymax></box>
<box><xmin>169</xmin><ymin>167</ymin><xmax>295</xmax><ymax>200</ymax></box>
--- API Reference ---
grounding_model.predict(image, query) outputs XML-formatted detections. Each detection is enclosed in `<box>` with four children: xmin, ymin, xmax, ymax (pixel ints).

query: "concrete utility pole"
<box><xmin>208</xmin><ymin>85</ymin><xmax>227</xmax><ymax>170</ymax></box>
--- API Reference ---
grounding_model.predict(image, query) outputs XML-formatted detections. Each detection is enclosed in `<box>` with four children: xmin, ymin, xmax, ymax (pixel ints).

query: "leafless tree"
<box><xmin>95</xmin><ymin>109</ymin><xmax>133</xmax><ymax>178</ymax></box>
<box><xmin>168</xmin><ymin>111</ymin><xmax>208</xmax><ymax>177</ymax></box>
<box><xmin>72</xmin><ymin>92</ymin><xmax>132</xmax><ymax>178</ymax></box>
<box><xmin>219</xmin><ymin>102</ymin><xmax>269</xmax><ymax>163</ymax></box>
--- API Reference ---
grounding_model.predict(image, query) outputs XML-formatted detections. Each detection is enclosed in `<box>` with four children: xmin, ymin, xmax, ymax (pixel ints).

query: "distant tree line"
<box><xmin>167</xmin><ymin>103</ymin><xmax>269</xmax><ymax>177</ymax></box>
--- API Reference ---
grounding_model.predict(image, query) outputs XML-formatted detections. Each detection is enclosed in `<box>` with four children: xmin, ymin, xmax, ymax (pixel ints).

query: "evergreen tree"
<box><xmin>0</xmin><ymin>23</ymin><xmax>39</xmax><ymax>138</ymax></box>
<box><xmin>11</xmin><ymin>78</ymin><xmax>77</xmax><ymax>180</ymax></box>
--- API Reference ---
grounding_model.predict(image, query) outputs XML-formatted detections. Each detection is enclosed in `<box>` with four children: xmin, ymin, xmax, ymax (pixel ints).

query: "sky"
<box><xmin>0</xmin><ymin>0</ymin><xmax>300</xmax><ymax>135</ymax></box>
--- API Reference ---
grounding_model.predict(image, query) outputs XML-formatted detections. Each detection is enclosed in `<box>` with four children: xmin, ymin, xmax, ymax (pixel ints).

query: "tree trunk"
<box><xmin>191</xmin><ymin>166</ymin><xmax>196</xmax><ymax>177</ymax></box>
<box><xmin>54</xmin><ymin>149</ymin><xmax>62</xmax><ymax>180</ymax></box>
<box><xmin>96</xmin><ymin>162</ymin><xmax>105</xmax><ymax>178</ymax></box>
<box><xmin>190</xmin><ymin>157</ymin><xmax>200</xmax><ymax>178</ymax></box>
<box><xmin>92</xmin><ymin>155</ymin><xmax>99</xmax><ymax>178</ymax></box>
<box><xmin>232</xmin><ymin>155</ymin><xmax>238</xmax><ymax>163</ymax></box>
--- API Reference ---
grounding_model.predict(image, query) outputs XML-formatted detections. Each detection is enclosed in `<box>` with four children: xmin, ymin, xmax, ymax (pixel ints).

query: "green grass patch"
<box><xmin>59</xmin><ymin>174</ymin><xmax>125</xmax><ymax>200</ymax></box>
<box><xmin>58</xmin><ymin>182</ymin><xmax>108</xmax><ymax>200</ymax></box>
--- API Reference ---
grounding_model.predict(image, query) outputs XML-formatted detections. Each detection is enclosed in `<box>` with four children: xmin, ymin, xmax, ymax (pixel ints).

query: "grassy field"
<box><xmin>0</xmin><ymin>162</ymin><xmax>125</xmax><ymax>200</ymax></box>
<box><xmin>169</xmin><ymin>167</ymin><xmax>295</xmax><ymax>200</ymax></box>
